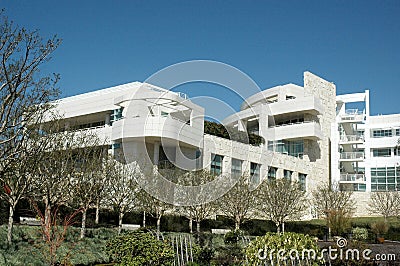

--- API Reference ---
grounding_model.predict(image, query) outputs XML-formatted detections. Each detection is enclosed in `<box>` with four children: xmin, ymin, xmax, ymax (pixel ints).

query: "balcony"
<box><xmin>339</xmin><ymin>135</ymin><xmax>364</xmax><ymax>143</ymax></box>
<box><xmin>339</xmin><ymin>109</ymin><xmax>365</xmax><ymax>123</ymax></box>
<box><xmin>340</xmin><ymin>173</ymin><xmax>366</xmax><ymax>183</ymax></box>
<box><xmin>339</xmin><ymin>152</ymin><xmax>364</xmax><ymax>161</ymax></box>
<box><xmin>267</xmin><ymin>121</ymin><xmax>323</xmax><ymax>140</ymax></box>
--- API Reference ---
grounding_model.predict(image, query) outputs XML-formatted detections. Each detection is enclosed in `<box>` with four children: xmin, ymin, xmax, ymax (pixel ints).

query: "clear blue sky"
<box><xmin>2</xmin><ymin>0</ymin><xmax>400</xmax><ymax>118</ymax></box>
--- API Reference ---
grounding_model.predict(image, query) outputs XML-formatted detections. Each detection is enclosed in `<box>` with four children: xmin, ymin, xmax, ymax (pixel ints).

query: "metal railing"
<box><xmin>340</xmin><ymin>152</ymin><xmax>364</xmax><ymax>160</ymax></box>
<box><xmin>340</xmin><ymin>135</ymin><xmax>364</xmax><ymax>142</ymax></box>
<box><xmin>270</xmin><ymin>120</ymin><xmax>317</xmax><ymax>128</ymax></box>
<box><xmin>340</xmin><ymin>174</ymin><xmax>366</xmax><ymax>182</ymax></box>
<box><xmin>340</xmin><ymin>109</ymin><xmax>364</xmax><ymax>121</ymax></box>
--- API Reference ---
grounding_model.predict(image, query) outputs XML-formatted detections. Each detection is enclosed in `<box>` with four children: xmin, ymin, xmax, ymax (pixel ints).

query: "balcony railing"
<box><xmin>340</xmin><ymin>174</ymin><xmax>366</xmax><ymax>182</ymax></box>
<box><xmin>340</xmin><ymin>109</ymin><xmax>364</xmax><ymax>121</ymax></box>
<box><xmin>270</xmin><ymin>120</ymin><xmax>317</xmax><ymax>128</ymax></box>
<box><xmin>340</xmin><ymin>135</ymin><xmax>364</xmax><ymax>142</ymax></box>
<box><xmin>340</xmin><ymin>152</ymin><xmax>364</xmax><ymax>160</ymax></box>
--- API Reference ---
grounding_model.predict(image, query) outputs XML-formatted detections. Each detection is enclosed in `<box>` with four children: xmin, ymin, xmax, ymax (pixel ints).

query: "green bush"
<box><xmin>246</xmin><ymin>232</ymin><xmax>323</xmax><ymax>265</ymax></box>
<box><xmin>352</xmin><ymin>227</ymin><xmax>368</xmax><ymax>241</ymax></box>
<box><xmin>106</xmin><ymin>230</ymin><xmax>174</xmax><ymax>266</ymax></box>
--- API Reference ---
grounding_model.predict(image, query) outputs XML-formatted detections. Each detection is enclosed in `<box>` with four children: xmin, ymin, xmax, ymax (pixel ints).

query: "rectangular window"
<box><xmin>268</xmin><ymin>167</ymin><xmax>277</xmax><ymax>181</ymax></box>
<box><xmin>210</xmin><ymin>154</ymin><xmax>223</xmax><ymax>175</ymax></box>
<box><xmin>250</xmin><ymin>162</ymin><xmax>261</xmax><ymax>185</ymax></box>
<box><xmin>396</xmin><ymin>128</ymin><xmax>400</xmax><ymax>136</ymax></box>
<box><xmin>284</xmin><ymin>169</ymin><xmax>292</xmax><ymax>181</ymax></box>
<box><xmin>231</xmin><ymin>158</ymin><xmax>242</xmax><ymax>177</ymax></box>
<box><xmin>372</xmin><ymin>129</ymin><xmax>393</xmax><ymax>138</ymax></box>
<box><xmin>298</xmin><ymin>173</ymin><xmax>307</xmax><ymax>191</ymax></box>
<box><xmin>372</xmin><ymin>148</ymin><xmax>391</xmax><ymax>157</ymax></box>
<box><xmin>371</xmin><ymin>166</ymin><xmax>400</xmax><ymax>191</ymax></box>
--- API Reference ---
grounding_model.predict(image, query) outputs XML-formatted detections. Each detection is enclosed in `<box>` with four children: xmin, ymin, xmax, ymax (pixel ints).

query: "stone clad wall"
<box><xmin>303</xmin><ymin>72</ymin><xmax>337</xmax><ymax>189</ymax></box>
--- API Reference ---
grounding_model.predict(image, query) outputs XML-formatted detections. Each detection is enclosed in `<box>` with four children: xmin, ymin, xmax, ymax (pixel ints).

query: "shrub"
<box><xmin>224</xmin><ymin>229</ymin><xmax>244</xmax><ymax>244</ymax></box>
<box><xmin>371</xmin><ymin>220</ymin><xmax>389</xmax><ymax>237</ymax></box>
<box><xmin>352</xmin><ymin>227</ymin><xmax>368</xmax><ymax>241</ymax></box>
<box><xmin>106</xmin><ymin>230</ymin><xmax>174</xmax><ymax>266</ymax></box>
<box><xmin>246</xmin><ymin>232</ymin><xmax>323</xmax><ymax>265</ymax></box>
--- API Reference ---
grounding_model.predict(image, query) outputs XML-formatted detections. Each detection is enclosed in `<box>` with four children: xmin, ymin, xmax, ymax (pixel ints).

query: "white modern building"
<box><xmin>53</xmin><ymin>71</ymin><xmax>400</xmax><ymax>217</ymax></box>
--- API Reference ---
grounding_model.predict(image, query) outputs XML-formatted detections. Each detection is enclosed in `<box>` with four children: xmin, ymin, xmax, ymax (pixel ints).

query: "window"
<box><xmin>268</xmin><ymin>167</ymin><xmax>277</xmax><ymax>181</ymax></box>
<box><xmin>268</xmin><ymin>140</ymin><xmax>304</xmax><ymax>158</ymax></box>
<box><xmin>396</xmin><ymin>128</ymin><xmax>400</xmax><ymax>136</ymax></box>
<box><xmin>284</xmin><ymin>170</ymin><xmax>292</xmax><ymax>181</ymax></box>
<box><xmin>286</xmin><ymin>95</ymin><xmax>296</xmax><ymax>100</ymax></box>
<box><xmin>110</xmin><ymin>107</ymin><xmax>124</xmax><ymax>124</ymax></box>
<box><xmin>210</xmin><ymin>154</ymin><xmax>223</xmax><ymax>175</ymax></box>
<box><xmin>231</xmin><ymin>158</ymin><xmax>242</xmax><ymax>177</ymax></box>
<box><xmin>372</xmin><ymin>148</ymin><xmax>391</xmax><ymax>157</ymax></box>
<box><xmin>371</xmin><ymin>167</ymin><xmax>399</xmax><ymax>191</ymax></box>
<box><xmin>298</xmin><ymin>173</ymin><xmax>307</xmax><ymax>191</ymax></box>
<box><xmin>372</xmin><ymin>129</ymin><xmax>392</xmax><ymax>138</ymax></box>
<box><xmin>250</xmin><ymin>162</ymin><xmax>261</xmax><ymax>185</ymax></box>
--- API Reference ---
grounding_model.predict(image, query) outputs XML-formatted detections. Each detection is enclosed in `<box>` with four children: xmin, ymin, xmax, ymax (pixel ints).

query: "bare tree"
<box><xmin>177</xmin><ymin>170</ymin><xmax>217</xmax><ymax>233</ymax></box>
<box><xmin>258</xmin><ymin>178</ymin><xmax>307</xmax><ymax>233</ymax></box>
<box><xmin>218</xmin><ymin>174</ymin><xmax>258</xmax><ymax>230</ymax></box>
<box><xmin>104</xmin><ymin>159</ymin><xmax>140</xmax><ymax>234</ymax></box>
<box><xmin>368</xmin><ymin>191</ymin><xmax>400</xmax><ymax>222</ymax></box>
<box><xmin>0</xmin><ymin>12</ymin><xmax>60</xmax><ymax>243</ymax></box>
<box><xmin>69</xmin><ymin>142</ymin><xmax>108</xmax><ymax>239</ymax></box>
<box><xmin>138</xmin><ymin>189</ymin><xmax>171</xmax><ymax>238</ymax></box>
<box><xmin>312</xmin><ymin>182</ymin><xmax>355</xmax><ymax>238</ymax></box>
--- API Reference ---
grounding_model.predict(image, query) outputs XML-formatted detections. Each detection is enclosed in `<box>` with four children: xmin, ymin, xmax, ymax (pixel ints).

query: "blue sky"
<box><xmin>2</xmin><ymin>1</ymin><xmax>400</xmax><ymax>119</ymax></box>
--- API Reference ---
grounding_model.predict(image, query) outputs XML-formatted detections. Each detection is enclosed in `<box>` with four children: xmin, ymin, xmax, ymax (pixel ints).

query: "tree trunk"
<box><xmin>196</xmin><ymin>220</ymin><xmax>201</xmax><ymax>234</ymax></box>
<box><xmin>118</xmin><ymin>211</ymin><xmax>124</xmax><ymax>234</ymax></box>
<box><xmin>282</xmin><ymin>222</ymin><xmax>285</xmax><ymax>233</ymax></box>
<box><xmin>157</xmin><ymin>216</ymin><xmax>161</xmax><ymax>239</ymax></box>
<box><xmin>95</xmin><ymin>198</ymin><xmax>100</xmax><ymax>224</ymax></box>
<box><xmin>189</xmin><ymin>218</ymin><xmax>193</xmax><ymax>234</ymax></box>
<box><xmin>7</xmin><ymin>204</ymin><xmax>15</xmax><ymax>244</ymax></box>
<box><xmin>235</xmin><ymin>217</ymin><xmax>240</xmax><ymax>230</ymax></box>
<box><xmin>45</xmin><ymin>200</ymin><xmax>51</xmax><ymax>230</ymax></box>
<box><xmin>80</xmin><ymin>209</ymin><xmax>87</xmax><ymax>239</ymax></box>
<box><xmin>276</xmin><ymin>222</ymin><xmax>280</xmax><ymax>233</ymax></box>
<box><xmin>143</xmin><ymin>211</ymin><xmax>146</xmax><ymax>227</ymax></box>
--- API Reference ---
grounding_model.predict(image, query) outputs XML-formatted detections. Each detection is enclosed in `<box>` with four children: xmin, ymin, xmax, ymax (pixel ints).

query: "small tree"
<box><xmin>218</xmin><ymin>174</ymin><xmax>258</xmax><ymax>230</ymax></box>
<box><xmin>312</xmin><ymin>182</ymin><xmax>355</xmax><ymax>238</ymax></box>
<box><xmin>138</xmin><ymin>189</ymin><xmax>171</xmax><ymax>238</ymax></box>
<box><xmin>258</xmin><ymin>178</ymin><xmax>307</xmax><ymax>233</ymax></box>
<box><xmin>177</xmin><ymin>170</ymin><xmax>217</xmax><ymax>233</ymax></box>
<box><xmin>70</xmin><ymin>141</ymin><xmax>108</xmax><ymax>239</ymax></box>
<box><xmin>368</xmin><ymin>191</ymin><xmax>400</xmax><ymax>222</ymax></box>
<box><xmin>104</xmin><ymin>159</ymin><xmax>140</xmax><ymax>234</ymax></box>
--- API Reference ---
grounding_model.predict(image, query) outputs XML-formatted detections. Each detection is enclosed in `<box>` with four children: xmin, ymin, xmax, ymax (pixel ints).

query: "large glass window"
<box><xmin>372</xmin><ymin>148</ymin><xmax>391</xmax><ymax>157</ymax></box>
<box><xmin>371</xmin><ymin>167</ymin><xmax>399</xmax><ymax>191</ymax></box>
<box><xmin>250</xmin><ymin>162</ymin><xmax>261</xmax><ymax>185</ymax></box>
<box><xmin>231</xmin><ymin>158</ymin><xmax>242</xmax><ymax>177</ymax></box>
<box><xmin>268</xmin><ymin>140</ymin><xmax>304</xmax><ymax>158</ymax></box>
<box><xmin>372</xmin><ymin>129</ymin><xmax>393</xmax><ymax>138</ymax></box>
<box><xmin>298</xmin><ymin>173</ymin><xmax>307</xmax><ymax>191</ymax></box>
<box><xmin>211</xmin><ymin>154</ymin><xmax>223</xmax><ymax>175</ymax></box>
